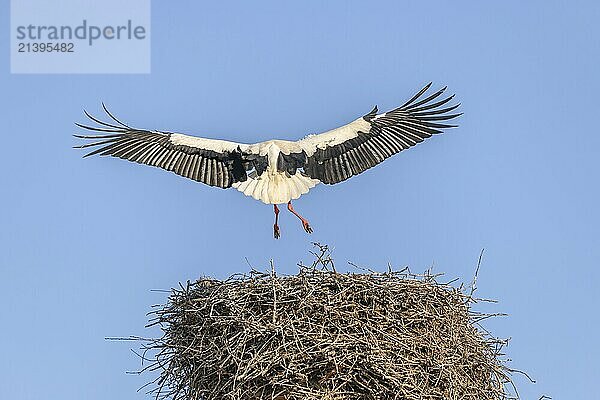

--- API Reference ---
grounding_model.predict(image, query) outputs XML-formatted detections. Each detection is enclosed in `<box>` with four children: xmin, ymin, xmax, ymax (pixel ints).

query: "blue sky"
<box><xmin>1</xmin><ymin>1</ymin><xmax>599</xmax><ymax>398</ymax></box>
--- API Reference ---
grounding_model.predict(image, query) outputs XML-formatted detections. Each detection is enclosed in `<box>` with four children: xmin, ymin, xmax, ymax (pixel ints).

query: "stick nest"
<box><xmin>142</xmin><ymin>245</ymin><xmax>513</xmax><ymax>400</ymax></box>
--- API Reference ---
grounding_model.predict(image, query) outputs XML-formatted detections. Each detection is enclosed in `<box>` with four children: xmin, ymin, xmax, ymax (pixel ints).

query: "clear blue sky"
<box><xmin>1</xmin><ymin>1</ymin><xmax>599</xmax><ymax>399</ymax></box>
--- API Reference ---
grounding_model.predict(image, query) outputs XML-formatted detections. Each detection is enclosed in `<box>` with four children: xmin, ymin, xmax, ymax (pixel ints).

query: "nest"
<box><xmin>141</xmin><ymin>245</ymin><xmax>513</xmax><ymax>400</ymax></box>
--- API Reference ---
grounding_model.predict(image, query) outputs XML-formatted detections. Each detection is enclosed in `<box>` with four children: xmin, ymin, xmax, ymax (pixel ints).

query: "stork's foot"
<box><xmin>274</xmin><ymin>224</ymin><xmax>281</xmax><ymax>239</ymax></box>
<box><xmin>302</xmin><ymin>220</ymin><xmax>313</xmax><ymax>234</ymax></box>
<box><xmin>273</xmin><ymin>204</ymin><xmax>281</xmax><ymax>239</ymax></box>
<box><xmin>286</xmin><ymin>201</ymin><xmax>313</xmax><ymax>235</ymax></box>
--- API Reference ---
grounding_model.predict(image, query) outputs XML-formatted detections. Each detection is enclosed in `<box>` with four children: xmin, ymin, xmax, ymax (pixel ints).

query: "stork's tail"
<box><xmin>233</xmin><ymin>171</ymin><xmax>319</xmax><ymax>204</ymax></box>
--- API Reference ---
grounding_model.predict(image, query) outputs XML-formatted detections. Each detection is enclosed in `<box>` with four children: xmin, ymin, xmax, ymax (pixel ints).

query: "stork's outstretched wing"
<box><xmin>74</xmin><ymin>105</ymin><xmax>267</xmax><ymax>188</ymax></box>
<box><xmin>298</xmin><ymin>83</ymin><xmax>460</xmax><ymax>184</ymax></box>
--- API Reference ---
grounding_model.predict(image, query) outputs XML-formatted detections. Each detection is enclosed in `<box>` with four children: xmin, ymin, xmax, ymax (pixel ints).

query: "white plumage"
<box><xmin>231</xmin><ymin>142</ymin><xmax>320</xmax><ymax>204</ymax></box>
<box><xmin>75</xmin><ymin>83</ymin><xmax>460</xmax><ymax>237</ymax></box>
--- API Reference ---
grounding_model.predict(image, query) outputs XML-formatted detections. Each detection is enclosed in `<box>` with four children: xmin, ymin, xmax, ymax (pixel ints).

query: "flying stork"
<box><xmin>75</xmin><ymin>83</ymin><xmax>460</xmax><ymax>238</ymax></box>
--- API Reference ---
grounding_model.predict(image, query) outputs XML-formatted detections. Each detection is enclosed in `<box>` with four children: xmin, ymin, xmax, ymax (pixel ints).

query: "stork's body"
<box><xmin>233</xmin><ymin>141</ymin><xmax>320</xmax><ymax>205</ymax></box>
<box><xmin>75</xmin><ymin>83</ymin><xmax>460</xmax><ymax>238</ymax></box>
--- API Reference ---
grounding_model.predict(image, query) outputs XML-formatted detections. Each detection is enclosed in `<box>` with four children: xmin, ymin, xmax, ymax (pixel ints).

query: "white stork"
<box><xmin>75</xmin><ymin>83</ymin><xmax>460</xmax><ymax>238</ymax></box>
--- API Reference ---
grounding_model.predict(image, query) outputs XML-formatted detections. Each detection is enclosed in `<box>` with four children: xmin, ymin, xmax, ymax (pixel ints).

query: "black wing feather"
<box><xmin>73</xmin><ymin>107</ymin><xmax>257</xmax><ymax>188</ymax></box>
<box><xmin>304</xmin><ymin>83</ymin><xmax>461</xmax><ymax>184</ymax></box>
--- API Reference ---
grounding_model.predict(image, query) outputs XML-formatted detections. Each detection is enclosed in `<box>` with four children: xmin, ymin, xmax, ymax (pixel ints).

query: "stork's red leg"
<box><xmin>273</xmin><ymin>204</ymin><xmax>281</xmax><ymax>239</ymax></box>
<box><xmin>287</xmin><ymin>201</ymin><xmax>313</xmax><ymax>234</ymax></box>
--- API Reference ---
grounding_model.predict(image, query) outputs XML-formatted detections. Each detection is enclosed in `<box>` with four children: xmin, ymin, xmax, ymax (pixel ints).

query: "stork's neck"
<box><xmin>266</xmin><ymin>142</ymin><xmax>281</xmax><ymax>174</ymax></box>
